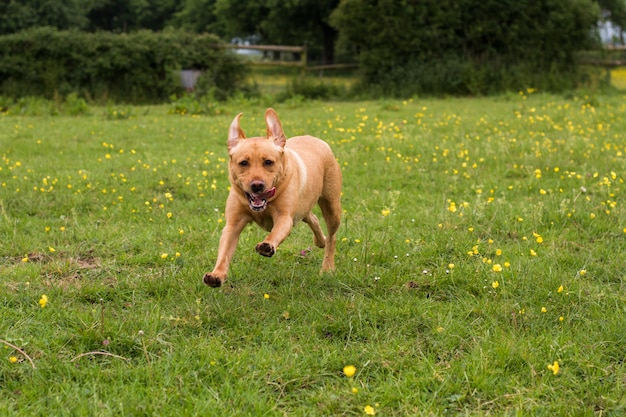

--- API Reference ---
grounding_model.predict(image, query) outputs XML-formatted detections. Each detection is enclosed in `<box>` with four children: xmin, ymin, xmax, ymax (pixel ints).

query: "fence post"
<box><xmin>300</xmin><ymin>46</ymin><xmax>307</xmax><ymax>77</ymax></box>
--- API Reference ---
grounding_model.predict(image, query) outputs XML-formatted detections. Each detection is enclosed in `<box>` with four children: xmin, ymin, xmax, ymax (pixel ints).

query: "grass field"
<box><xmin>1</xmin><ymin>91</ymin><xmax>626</xmax><ymax>416</ymax></box>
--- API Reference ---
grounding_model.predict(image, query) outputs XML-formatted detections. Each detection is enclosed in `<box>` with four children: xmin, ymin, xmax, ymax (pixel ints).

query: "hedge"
<box><xmin>0</xmin><ymin>27</ymin><xmax>248</xmax><ymax>103</ymax></box>
<box><xmin>331</xmin><ymin>0</ymin><xmax>602</xmax><ymax>96</ymax></box>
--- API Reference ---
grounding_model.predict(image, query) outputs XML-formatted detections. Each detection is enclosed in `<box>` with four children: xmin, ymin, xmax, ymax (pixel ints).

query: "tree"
<box><xmin>87</xmin><ymin>0</ymin><xmax>182</xmax><ymax>32</ymax></box>
<box><xmin>331</xmin><ymin>0</ymin><xmax>602</xmax><ymax>95</ymax></box>
<box><xmin>597</xmin><ymin>0</ymin><xmax>626</xmax><ymax>43</ymax></box>
<box><xmin>170</xmin><ymin>0</ymin><xmax>224</xmax><ymax>34</ymax></box>
<box><xmin>174</xmin><ymin>0</ymin><xmax>340</xmax><ymax>63</ymax></box>
<box><xmin>0</xmin><ymin>0</ymin><xmax>89</xmax><ymax>35</ymax></box>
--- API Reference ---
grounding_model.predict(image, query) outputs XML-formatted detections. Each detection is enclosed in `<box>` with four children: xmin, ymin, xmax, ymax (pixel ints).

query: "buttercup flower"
<box><xmin>343</xmin><ymin>365</ymin><xmax>356</xmax><ymax>377</ymax></box>
<box><xmin>364</xmin><ymin>405</ymin><xmax>376</xmax><ymax>415</ymax></box>
<box><xmin>39</xmin><ymin>294</ymin><xmax>48</xmax><ymax>308</ymax></box>
<box><xmin>547</xmin><ymin>361</ymin><xmax>560</xmax><ymax>375</ymax></box>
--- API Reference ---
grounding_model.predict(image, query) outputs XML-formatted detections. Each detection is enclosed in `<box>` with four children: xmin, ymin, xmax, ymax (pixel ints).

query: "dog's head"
<box><xmin>227</xmin><ymin>108</ymin><xmax>287</xmax><ymax>212</ymax></box>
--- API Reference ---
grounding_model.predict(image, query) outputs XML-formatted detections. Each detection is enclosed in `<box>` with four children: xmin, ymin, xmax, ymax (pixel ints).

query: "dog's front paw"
<box><xmin>256</xmin><ymin>242</ymin><xmax>275</xmax><ymax>257</ymax></box>
<box><xmin>203</xmin><ymin>273</ymin><xmax>224</xmax><ymax>287</ymax></box>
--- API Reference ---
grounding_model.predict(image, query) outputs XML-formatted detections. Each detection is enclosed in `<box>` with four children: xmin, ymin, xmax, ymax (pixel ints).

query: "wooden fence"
<box><xmin>221</xmin><ymin>44</ymin><xmax>358</xmax><ymax>72</ymax></box>
<box><xmin>579</xmin><ymin>45</ymin><xmax>626</xmax><ymax>67</ymax></box>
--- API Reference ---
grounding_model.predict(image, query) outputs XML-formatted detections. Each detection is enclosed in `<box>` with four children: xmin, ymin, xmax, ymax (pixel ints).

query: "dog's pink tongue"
<box><xmin>262</xmin><ymin>187</ymin><xmax>276</xmax><ymax>199</ymax></box>
<box><xmin>252</xmin><ymin>187</ymin><xmax>276</xmax><ymax>205</ymax></box>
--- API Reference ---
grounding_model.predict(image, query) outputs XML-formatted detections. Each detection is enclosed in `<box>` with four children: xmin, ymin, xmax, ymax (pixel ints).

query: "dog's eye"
<box><xmin>264</xmin><ymin>160</ymin><xmax>274</xmax><ymax>166</ymax></box>
<box><xmin>239</xmin><ymin>160</ymin><xmax>249</xmax><ymax>167</ymax></box>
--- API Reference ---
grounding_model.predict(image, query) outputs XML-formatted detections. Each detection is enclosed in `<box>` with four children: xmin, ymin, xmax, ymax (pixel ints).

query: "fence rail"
<box><xmin>218</xmin><ymin>44</ymin><xmax>358</xmax><ymax>72</ymax></box>
<box><xmin>579</xmin><ymin>45</ymin><xmax>626</xmax><ymax>67</ymax></box>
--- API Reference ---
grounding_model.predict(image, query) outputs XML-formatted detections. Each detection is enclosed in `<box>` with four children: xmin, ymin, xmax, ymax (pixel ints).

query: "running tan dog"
<box><xmin>203</xmin><ymin>108</ymin><xmax>342</xmax><ymax>287</ymax></box>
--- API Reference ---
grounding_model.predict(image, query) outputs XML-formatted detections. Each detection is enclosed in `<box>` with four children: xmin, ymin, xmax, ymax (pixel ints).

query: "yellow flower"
<box><xmin>557</xmin><ymin>285</ymin><xmax>564</xmax><ymax>293</ymax></box>
<box><xmin>351</xmin><ymin>387</ymin><xmax>358</xmax><ymax>394</ymax></box>
<box><xmin>263</xmin><ymin>293</ymin><xmax>270</xmax><ymax>299</ymax></box>
<box><xmin>166</xmin><ymin>212</ymin><xmax>173</xmax><ymax>219</ymax></box>
<box><xmin>541</xmin><ymin>307</ymin><xmax>547</xmax><ymax>313</ymax></box>
<box><xmin>530</xmin><ymin>249</ymin><xmax>537</xmax><ymax>257</ymax></box>
<box><xmin>492</xmin><ymin>281</ymin><xmax>499</xmax><ymax>289</ymax></box>
<box><xmin>492</xmin><ymin>264</ymin><xmax>503</xmax><ymax>272</ymax></box>
<box><xmin>39</xmin><ymin>294</ymin><xmax>48</xmax><ymax>308</ymax></box>
<box><xmin>160</xmin><ymin>253</ymin><xmax>168</xmax><ymax>259</ymax></box>
<box><xmin>381</xmin><ymin>208</ymin><xmax>390</xmax><ymax>217</ymax></box>
<box><xmin>343</xmin><ymin>365</ymin><xmax>356</xmax><ymax>378</ymax></box>
<box><xmin>495</xmin><ymin>249</ymin><xmax>502</xmax><ymax>256</ymax></box>
<box><xmin>9</xmin><ymin>356</ymin><xmax>18</xmax><ymax>363</ymax></box>
<box><xmin>579</xmin><ymin>269</ymin><xmax>587</xmax><ymax>276</ymax></box>
<box><xmin>364</xmin><ymin>405</ymin><xmax>376</xmax><ymax>415</ymax></box>
<box><xmin>547</xmin><ymin>361</ymin><xmax>560</xmax><ymax>375</ymax></box>
<box><xmin>21</xmin><ymin>255</ymin><xmax>29</xmax><ymax>263</ymax></box>
<box><xmin>48</xmin><ymin>247</ymin><xmax>56</xmax><ymax>253</ymax></box>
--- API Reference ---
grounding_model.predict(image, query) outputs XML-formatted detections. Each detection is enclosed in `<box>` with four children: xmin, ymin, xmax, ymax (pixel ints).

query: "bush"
<box><xmin>0</xmin><ymin>27</ymin><xmax>249</xmax><ymax>103</ymax></box>
<box><xmin>331</xmin><ymin>0</ymin><xmax>602</xmax><ymax>95</ymax></box>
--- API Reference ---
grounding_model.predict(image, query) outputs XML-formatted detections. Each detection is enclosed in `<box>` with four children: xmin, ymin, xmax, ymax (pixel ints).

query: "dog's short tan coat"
<box><xmin>203</xmin><ymin>108</ymin><xmax>342</xmax><ymax>287</ymax></box>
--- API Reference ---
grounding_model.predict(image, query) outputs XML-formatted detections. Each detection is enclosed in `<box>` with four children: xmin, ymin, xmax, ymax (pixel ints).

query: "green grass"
<box><xmin>1</xmin><ymin>91</ymin><xmax>626</xmax><ymax>415</ymax></box>
<box><xmin>248</xmin><ymin>66</ymin><xmax>356</xmax><ymax>96</ymax></box>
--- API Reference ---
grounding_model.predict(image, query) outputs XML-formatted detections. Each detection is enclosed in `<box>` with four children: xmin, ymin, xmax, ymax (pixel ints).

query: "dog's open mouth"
<box><xmin>245</xmin><ymin>187</ymin><xmax>276</xmax><ymax>212</ymax></box>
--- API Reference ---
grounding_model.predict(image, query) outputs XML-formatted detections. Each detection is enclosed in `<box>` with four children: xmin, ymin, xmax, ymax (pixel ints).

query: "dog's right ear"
<box><xmin>228</xmin><ymin>113</ymin><xmax>245</xmax><ymax>151</ymax></box>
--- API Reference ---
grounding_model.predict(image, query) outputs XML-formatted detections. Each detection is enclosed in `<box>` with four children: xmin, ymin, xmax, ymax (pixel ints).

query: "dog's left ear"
<box><xmin>265</xmin><ymin>108</ymin><xmax>286</xmax><ymax>148</ymax></box>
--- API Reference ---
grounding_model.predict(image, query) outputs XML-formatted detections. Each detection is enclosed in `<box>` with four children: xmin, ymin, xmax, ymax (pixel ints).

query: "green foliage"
<box><xmin>331</xmin><ymin>0</ymin><xmax>603</xmax><ymax>95</ymax></box>
<box><xmin>276</xmin><ymin>76</ymin><xmax>348</xmax><ymax>102</ymax></box>
<box><xmin>168</xmin><ymin>91</ymin><xmax>226</xmax><ymax>115</ymax></box>
<box><xmin>87</xmin><ymin>0</ymin><xmax>181</xmax><ymax>32</ymax></box>
<box><xmin>0</xmin><ymin>27</ymin><xmax>249</xmax><ymax>103</ymax></box>
<box><xmin>0</xmin><ymin>0</ymin><xmax>90</xmax><ymax>35</ymax></box>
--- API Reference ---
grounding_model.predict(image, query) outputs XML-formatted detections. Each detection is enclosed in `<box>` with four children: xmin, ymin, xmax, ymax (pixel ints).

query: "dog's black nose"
<box><xmin>250</xmin><ymin>181</ymin><xmax>265</xmax><ymax>193</ymax></box>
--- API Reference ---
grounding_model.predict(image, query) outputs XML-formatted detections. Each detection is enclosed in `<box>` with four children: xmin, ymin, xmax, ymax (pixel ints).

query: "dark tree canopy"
<box><xmin>0</xmin><ymin>0</ymin><xmax>623</xmax><ymax>95</ymax></box>
<box><xmin>330</xmin><ymin>0</ymin><xmax>602</xmax><ymax>94</ymax></box>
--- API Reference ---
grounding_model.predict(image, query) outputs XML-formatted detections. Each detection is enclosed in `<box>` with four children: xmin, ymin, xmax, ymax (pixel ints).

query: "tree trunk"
<box><xmin>320</xmin><ymin>21</ymin><xmax>337</xmax><ymax>64</ymax></box>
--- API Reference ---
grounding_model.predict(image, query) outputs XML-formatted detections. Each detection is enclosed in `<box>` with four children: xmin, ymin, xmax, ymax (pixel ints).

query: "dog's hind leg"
<box><xmin>318</xmin><ymin>197</ymin><xmax>341</xmax><ymax>272</ymax></box>
<box><xmin>303</xmin><ymin>212</ymin><xmax>326</xmax><ymax>248</ymax></box>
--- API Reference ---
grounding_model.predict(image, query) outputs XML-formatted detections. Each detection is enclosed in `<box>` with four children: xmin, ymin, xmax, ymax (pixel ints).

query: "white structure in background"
<box><xmin>179</xmin><ymin>70</ymin><xmax>202</xmax><ymax>91</ymax></box>
<box><xmin>230</xmin><ymin>36</ymin><xmax>263</xmax><ymax>57</ymax></box>
<box><xmin>599</xmin><ymin>20</ymin><xmax>625</xmax><ymax>45</ymax></box>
